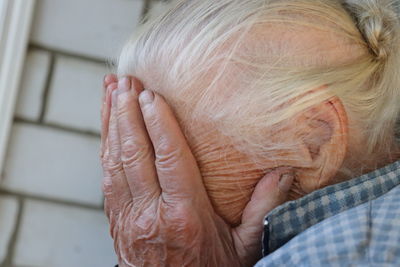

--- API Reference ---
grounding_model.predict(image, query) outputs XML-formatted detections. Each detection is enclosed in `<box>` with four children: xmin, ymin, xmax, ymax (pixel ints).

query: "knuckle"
<box><xmin>103</xmin><ymin>145</ymin><xmax>122</xmax><ymax>169</ymax></box>
<box><xmin>165</xmin><ymin>202</ymin><xmax>197</xmax><ymax>233</ymax></box>
<box><xmin>155</xmin><ymin>141</ymin><xmax>184</xmax><ymax>165</ymax></box>
<box><xmin>101</xmin><ymin>148</ymin><xmax>110</xmax><ymax>163</ymax></box>
<box><xmin>102</xmin><ymin>177</ymin><xmax>113</xmax><ymax>195</ymax></box>
<box><xmin>121</xmin><ymin>139</ymin><xmax>153</xmax><ymax>167</ymax></box>
<box><xmin>103</xmin><ymin>157</ymin><xmax>124</xmax><ymax>176</ymax></box>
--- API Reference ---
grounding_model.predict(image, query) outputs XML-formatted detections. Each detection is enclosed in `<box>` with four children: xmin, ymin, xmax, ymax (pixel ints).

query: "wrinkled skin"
<box><xmin>100</xmin><ymin>75</ymin><xmax>294</xmax><ymax>267</ymax></box>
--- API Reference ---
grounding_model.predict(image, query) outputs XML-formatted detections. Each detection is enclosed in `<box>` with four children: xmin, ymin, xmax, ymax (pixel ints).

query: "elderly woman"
<box><xmin>101</xmin><ymin>0</ymin><xmax>400</xmax><ymax>266</ymax></box>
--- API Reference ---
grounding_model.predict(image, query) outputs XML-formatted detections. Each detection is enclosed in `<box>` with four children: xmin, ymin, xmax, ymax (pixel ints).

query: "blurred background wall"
<box><xmin>0</xmin><ymin>0</ymin><xmax>169</xmax><ymax>266</ymax></box>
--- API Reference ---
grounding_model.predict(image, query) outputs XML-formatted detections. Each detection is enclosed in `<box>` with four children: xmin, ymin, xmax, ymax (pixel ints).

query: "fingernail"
<box><xmin>118</xmin><ymin>77</ymin><xmax>130</xmax><ymax>92</ymax></box>
<box><xmin>139</xmin><ymin>90</ymin><xmax>155</xmax><ymax>105</ymax></box>
<box><xmin>279</xmin><ymin>173</ymin><xmax>294</xmax><ymax>192</ymax></box>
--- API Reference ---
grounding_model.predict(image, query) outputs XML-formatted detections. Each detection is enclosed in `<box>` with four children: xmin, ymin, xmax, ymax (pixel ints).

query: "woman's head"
<box><xmin>118</xmin><ymin>0</ymin><xmax>400</xmax><ymax>225</ymax></box>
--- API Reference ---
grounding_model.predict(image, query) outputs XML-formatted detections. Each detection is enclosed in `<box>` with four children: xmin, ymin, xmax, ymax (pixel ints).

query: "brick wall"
<box><xmin>0</xmin><ymin>0</ymin><xmax>168</xmax><ymax>266</ymax></box>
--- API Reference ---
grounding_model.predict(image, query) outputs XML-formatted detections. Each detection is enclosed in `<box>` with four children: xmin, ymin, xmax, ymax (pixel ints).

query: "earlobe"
<box><xmin>295</xmin><ymin>97</ymin><xmax>348</xmax><ymax>192</ymax></box>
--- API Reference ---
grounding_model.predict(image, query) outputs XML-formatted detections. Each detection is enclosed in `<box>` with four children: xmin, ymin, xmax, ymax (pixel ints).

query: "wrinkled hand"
<box><xmin>100</xmin><ymin>75</ymin><xmax>294</xmax><ymax>267</ymax></box>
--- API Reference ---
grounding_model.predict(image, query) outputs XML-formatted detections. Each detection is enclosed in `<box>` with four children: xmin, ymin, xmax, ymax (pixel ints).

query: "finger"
<box><xmin>101</xmin><ymin>74</ymin><xmax>117</xmax><ymax>121</ymax></box>
<box><xmin>103</xmin><ymin>74</ymin><xmax>118</xmax><ymax>89</ymax></box>
<box><xmin>241</xmin><ymin>169</ymin><xmax>294</xmax><ymax>226</ymax></box>
<box><xmin>103</xmin><ymin>197</ymin><xmax>118</xmax><ymax>239</ymax></box>
<box><xmin>103</xmin><ymin>89</ymin><xmax>133</xmax><ymax>215</ymax></box>
<box><xmin>232</xmin><ymin>169</ymin><xmax>294</xmax><ymax>265</ymax></box>
<box><xmin>116</xmin><ymin>77</ymin><xmax>161</xmax><ymax>199</ymax></box>
<box><xmin>139</xmin><ymin>90</ymin><xmax>205</xmax><ymax>200</ymax></box>
<box><xmin>103</xmin><ymin>195</ymin><xmax>111</xmax><ymax>219</ymax></box>
<box><xmin>102</xmin><ymin>74</ymin><xmax>117</xmax><ymax>106</ymax></box>
<box><xmin>101</xmin><ymin>82</ymin><xmax>118</xmax><ymax>158</ymax></box>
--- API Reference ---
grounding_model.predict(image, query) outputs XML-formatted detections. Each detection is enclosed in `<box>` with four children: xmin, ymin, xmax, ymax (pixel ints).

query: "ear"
<box><xmin>294</xmin><ymin>97</ymin><xmax>348</xmax><ymax>193</ymax></box>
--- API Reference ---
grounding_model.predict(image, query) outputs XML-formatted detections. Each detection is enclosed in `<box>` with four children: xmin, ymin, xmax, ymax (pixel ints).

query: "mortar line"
<box><xmin>0</xmin><ymin>190</ymin><xmax>103</xmax><ymax>211</ymax></box>
<box><xmin>38</xmin><ymin>53</ymin><xmax>55</xmax><ymax>123</ymax></box>
<box><xmin>29</xmin><ymin>44</ymin><xmax>108</xmax><ymax>65</ymax></box>
<box><xmin>1</xmin><ymin>197</ymin><xmax>24</xmax><ymax>267</ymax></box>
<box><xmin>14</xmin><ymin>117</ymin><xmax>101</xmax><ymax>138</ymax></box>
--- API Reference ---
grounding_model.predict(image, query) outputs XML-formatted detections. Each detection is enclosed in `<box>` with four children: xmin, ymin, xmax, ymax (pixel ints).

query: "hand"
<box><xmin>101</xmin><ymin>75</ymin><xmax>294</xmax><ymax>267</ymax></box>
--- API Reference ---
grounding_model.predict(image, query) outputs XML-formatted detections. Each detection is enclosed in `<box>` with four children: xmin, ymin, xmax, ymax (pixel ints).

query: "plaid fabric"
<box><xmin>395</xmin><ymin>0</ymin><xmax>400</xmax><ymax>16</ymax></box>
<box><xmin>256</xmin><ymin>160</ymin><xmax>400</xmax><ymax>266</ymax></box>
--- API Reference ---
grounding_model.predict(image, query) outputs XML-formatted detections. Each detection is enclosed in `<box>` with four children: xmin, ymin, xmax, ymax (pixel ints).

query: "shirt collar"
<box><xmin>262</xmin><ymin>160</ymin><xmax>400</xmax><ymax>256</ymax></box>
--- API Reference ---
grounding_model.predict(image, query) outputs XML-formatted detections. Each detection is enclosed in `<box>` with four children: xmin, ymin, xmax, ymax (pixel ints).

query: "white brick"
<box><xmin>30</xmin><ymin>0</ymin><xmax>144</xmax><ymax>60</ymax></box>
<box><xmin>15</xmin><ymin>50</ymin><xmax>51</xmax><ymax>121</ymax></box>
<box><xmin>0</xmin><ymin>196</ymin><xmax>19</xmax><ymax>263</ymax></box>
<box><xmin>13</xmin><ymin>200</ymin><xmax>116</xmax><ymax>267</ymax></box>
<box><xmin>2</xmin><ymin>124</ymin><xmax>103</xmax><ymax>206</ymax></box>
<box><xmin>45</xmin><ymin>56</ymin><xmax>106</xmax><ymax>133</ymax></box>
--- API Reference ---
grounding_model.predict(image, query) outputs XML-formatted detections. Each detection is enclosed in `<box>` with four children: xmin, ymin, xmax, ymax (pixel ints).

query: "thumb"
<box><xmin>241</xmin><ymin>169</ymin><xmax>294</xmax><ymax>225</ymax></box>
<box><xmin>232</xmin><ymin>169</ymin><xmax>294</xmax><ymax>266</ymax></box>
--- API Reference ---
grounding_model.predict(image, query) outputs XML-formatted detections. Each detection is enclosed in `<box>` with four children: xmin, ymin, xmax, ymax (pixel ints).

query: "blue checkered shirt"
<box><xmin>255</xmin><ymin>160</ymin><xmax>400</xmax><ymax>266</ymax></box>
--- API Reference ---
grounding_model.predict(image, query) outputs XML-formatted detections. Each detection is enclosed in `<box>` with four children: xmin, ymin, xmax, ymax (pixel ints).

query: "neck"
<box><xmin>336</xmin><ymin>141</ymin><xmax>400</xmax><ymax>183</ymax></box>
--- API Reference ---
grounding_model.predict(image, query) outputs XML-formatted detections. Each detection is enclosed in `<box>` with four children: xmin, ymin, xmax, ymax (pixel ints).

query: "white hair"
<box><xmin>119</xmin><ymin>0</ymin><xmax>400</xmax><ymax>154</ymax></box>
<box><xmin>117</xmin><ymin>0</ymin><xmax>400</xmax><ymax>222</ymax></box>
